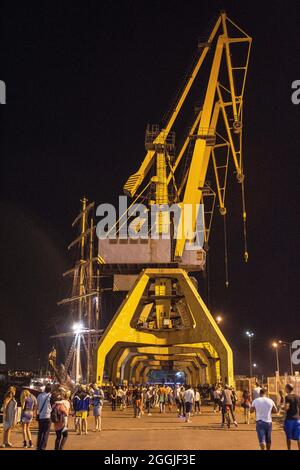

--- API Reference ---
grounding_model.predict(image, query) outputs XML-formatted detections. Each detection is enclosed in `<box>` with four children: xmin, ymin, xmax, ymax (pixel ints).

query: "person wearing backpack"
<box><xmin>72</xmin><ymin>387</ymin><xmax>81</xmax><ymax>433</ymax></box>
<box><xmin>36</xmin><ymin>383</ymin><xmax>52</xmax><ymax>450</ymax></box>
<box><xmin>51</xmin><ymin>391</ymin><xmax>70</xmax><ymax>450</ymax></box>
<box><xmin>77</xmin><ymin>386</ymin><xmax>91</xmax><ymax>435</ymax></box>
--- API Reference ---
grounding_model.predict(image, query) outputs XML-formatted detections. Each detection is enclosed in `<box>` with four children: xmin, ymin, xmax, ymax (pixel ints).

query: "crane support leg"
<box><xmin>96</xmin><ymin>268</ymin><xmax>234</xmax><ymax>386</ymax></box>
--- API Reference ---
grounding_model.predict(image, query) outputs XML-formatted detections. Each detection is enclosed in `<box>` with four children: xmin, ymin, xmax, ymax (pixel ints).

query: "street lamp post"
<box><xmin>246</xmin><ymin>331</ymin><xmax>254</xmax><ymax>377</ymax></box>
<box><xmin>15</xmin><ymin>341</ymin><xmax>21</xmax><ymax>370</ymax></box>
<box><xmin>272</xmin><ymin>342</ymin><xmax>280</xmax><ymax>375</ymax></box>
<box><xmin>73</xmin><ymin>322</ymin><xmax>84</xmax><ymax>384</ymax></box>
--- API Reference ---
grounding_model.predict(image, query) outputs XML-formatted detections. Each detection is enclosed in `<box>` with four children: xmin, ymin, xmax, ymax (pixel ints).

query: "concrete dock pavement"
<box><xmin>0</xmin><ymin>405</ymin><xmax>292</xmax><ymax>451</ymax></box>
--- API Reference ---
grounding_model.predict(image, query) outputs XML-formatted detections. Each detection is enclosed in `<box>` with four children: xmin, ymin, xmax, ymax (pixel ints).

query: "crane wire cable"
<box><xmin>241</xmin><ymin>180</ymin><xmax>249</xmax><ymax>263</ymax></box>
<box><xmin>223</xmin><ymin>213</ymin><xmax>229</xmax><ymax>288</ymax></box>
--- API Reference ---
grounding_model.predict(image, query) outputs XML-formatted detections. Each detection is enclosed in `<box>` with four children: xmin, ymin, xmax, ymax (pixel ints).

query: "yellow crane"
<box><xmin>96</xmin><ymin>11</ymin><xmax>252</xmax><ymax>386</ymax></box>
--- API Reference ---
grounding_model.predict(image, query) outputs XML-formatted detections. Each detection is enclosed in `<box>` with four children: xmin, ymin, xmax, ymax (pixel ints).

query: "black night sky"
<box><xmin>1</xmin><ymin>0</ymin><xmax>299</xmax><ymax>377</ymax></box>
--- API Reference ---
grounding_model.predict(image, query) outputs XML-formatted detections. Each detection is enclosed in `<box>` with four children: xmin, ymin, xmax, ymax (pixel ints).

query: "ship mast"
<box><xmin>54</xmin><ymin>197</ymin><xmax>102</xmax><ymax>384</ymax></box>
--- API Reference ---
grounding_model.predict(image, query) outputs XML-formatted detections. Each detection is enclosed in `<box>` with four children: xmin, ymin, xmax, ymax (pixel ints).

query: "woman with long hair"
<box><xmin>20</xmin><ymin>389</ymin><xmax>37</xmax><ymax>448</ymax></box>
<box><xmin>2</xmin><ymin>386</ymin><xmax>17</xmax><ymax>448</ymax></box>
<box><xmin>52</xmin><ymin>391</ymin><xmax>70</xmax><ymax>450</ymax></box>
<box><xmin>241</xmin><ymin>389</ymin><xmax>251</xmax><ymax>424</ymax></box>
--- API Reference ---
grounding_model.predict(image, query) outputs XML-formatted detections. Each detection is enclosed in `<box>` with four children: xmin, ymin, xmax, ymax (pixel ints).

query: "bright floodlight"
<box><xmin>253</xmin><ymin>363</ymin><xmax>257</xmax><ymax>368</ymax></box>
<box><xmin>72</xmin><ymin>322</ymin><xmax>83</xmax><ymax>334</ymax></box>
<box><xmin>246</xmin><ymin>331</ymin><xmax>254</xmax><ymax>337</ymax></box>
<box><xmin>272</xmin><ymin>341</ymin><xmax>278</xmax><ymax>348</ymax></box>
<box><xmin>216</xmin><ymin>315</ymin><xmax>223</xmax><ymax>324</ymax></box>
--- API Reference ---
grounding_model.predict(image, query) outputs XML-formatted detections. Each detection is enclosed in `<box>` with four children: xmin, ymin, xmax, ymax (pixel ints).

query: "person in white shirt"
<box><xmin>36</xmin><ymin>383</ymin><xmax>52</xmax><ymax>450</ymax></box>
<box><xmin>183</xmin><ymin>385</ymin><xmax>195</xmax><ymax>423</ymax></box>
<box><xmin>194</xmin><ymin>389</ymin><xmax>201</xmax><ymax>415</ymax></box>
<box><xmin>250</xmin><ymin>388</ymin><xmax>277</xmax><ymax>450</ymax></box>
<box><xmin>252</xmin><ymin>383</ymin><xmax>262</xmax><ymax>401</ymax></box>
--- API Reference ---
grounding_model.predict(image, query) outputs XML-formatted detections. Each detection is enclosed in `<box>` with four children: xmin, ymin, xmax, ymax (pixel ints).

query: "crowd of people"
<box><xmin>1</xmin><ymin>383</ymin><xmax>104</xmax><ymax>450</ymax></box>
<box><xmin>107</xmin><ymin>383</ymin><xmax>202</xmax><ymax>420</ymax></box>
<box><xmin>1</xmin><ymin>381</ymin><xmax>299</xmax><ymax>450</ymax></box>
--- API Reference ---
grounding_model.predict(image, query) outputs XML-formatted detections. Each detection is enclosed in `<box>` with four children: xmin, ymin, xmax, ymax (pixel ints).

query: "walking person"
<box><xmin>111</xmin><ymin>386</ymin><xmax>117</xmax><ymax>411</ymax></box>
<box><xmin>252</xmin><ymin>382</ymin><xmax>262</xmax><ymax>401</ymax></box>
<box><xmin>20</xmin><ymin>389</ymin><xmax>37</xmax><ymax>448</ymax></box>
<box><xmin>221</xmin><ymin>385</ymin><xmax>238</xmax><ymax>427</ymax></box>
<box><xmin>51</xmin><ymin>391</ymin><xmax>70</xmax><ymax>451</ymax></box>
<box><xmin>165</xmin><ymin>385</ymin><xmax>173</xmax><ymax>412</ymax></box>
<box><xmin>251</xmin><ymin>388</ymin><xmax>277</xmax><ymax>450</ymax></box>
<box><xmin>36</xmin><ymin>383</ymin><xmax>52</xmax><ymax>450</ymax></box>
<box><xmin>153</xmin><ymin>386</ymin><xmax>159</xmax><ymax>408</ymax></box>
<box><xmin>158</xmin><ymin>384</ymin><xmax>167</xmax><ymax>414</ymax></box>
<box><xmin>133</xmin><ymin>386</ymin><xmax>143</xmax><ymax>418</ymax></box>
<box><xmin>92</xmin><ymin>384</ymin><xmax>104</xmax><ymax>432</ymax></box>
<box><xmin>183</xmin><ymin>385</ymin><xmax>194</xmax><ymax>423</ymax></box>
<box><xmin>283</xmin><ymin>383</ymin><xmax>300</xmax><ymax>450</ymax></box>
<box><xmin>132</xmin><ymin>386</ymin><xmax>138</xmax><ymax>417</ymax></box>
<box><xmin>145</xmin><ymin>388</ymin><xmax>152</xmax><ymax>416</ymax></box>
<box><xmin>241</xmin><ymin>389</ymin><xmax>251</xmax><ymax>424</ymax></box>
<box><xmin>179</xmin><ymin>386</ymin><xmax>186</xmax><ymax>418</ymax></box>
<box><xmin>231</xmin><ymin>387</ymin><xmax>237</xmax><ymax>412</ymax></box>
<box><xmin>1</xmin><ymin>387</ymin><xmax>17</xmax><ymax>448</ymax></box>
<box><xmin>194</xmin><ymin>388</ymin><xmax>201</xmax><ymax>415</ymax></box>
<box><xmin>127</xmin><ymin>386</ymin><xmax>133</xmax><ymax>407</ymax></box>
<box><xmin>120</xmin><ymin>386</ymin><xmax>127</xmax><ymax>411</ymax></box>
<box><xmin>175</xmin><ymin>385</ymin><xmax>181</xmax><ymax>416</ymax></box>
<box><xmin>213</xmin><ymin>387</ymin><xmax>221</xmax><ymax>413</ymax></box>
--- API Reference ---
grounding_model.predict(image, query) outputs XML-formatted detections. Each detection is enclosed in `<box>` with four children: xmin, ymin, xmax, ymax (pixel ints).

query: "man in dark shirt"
<box><xmin>284</xmin><ymin>383</ymin><xmax>300</xmax><ymax>450</ymax></box>
<box><xmin>221</xmin><ymin>385</ymin><xmax>238</xmax><ymax>428</ymax></box>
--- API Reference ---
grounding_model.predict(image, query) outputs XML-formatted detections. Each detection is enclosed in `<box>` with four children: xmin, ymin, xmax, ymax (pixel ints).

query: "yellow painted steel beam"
<box><xmin>174</xmin><ymin>36</ymin><xmax>224</xmax><ymax>259</ymax></box>
<box><xmin>167</xmin><ymin>110</ymin><xmax>202</xmax><ymax>188</ymax></box>
<box><xmin>120</xmin><ymin>346</ymin><xmax>210</xmax><ymax>384</ymax></box>
<box><xmin>216</xmin><ymin>84</ymin><xmax>243</xmax><ymax>180</ymax></box>
<box><xmin>96</xmin><ymin>268</ymin><xmax>233</xmax><ymax>386</ymax></box>
<box><xmin>123</xmin><ymin>16</ymin><xmax>222</xmax><ymax>198</ymax></box>
<box><xmin>221</xmin><ymin>12</ymin><xmax>238</xmax><ymax>121</ymax></box>
<box><xmin>117</xmin><ymin>349</ymin><xmax>202</xmax><ymax>384</ymax></box>
<box><xmin>116</xmin><ymin>349</ymin><xmax>207</xmax><ymax>385</ymax></box>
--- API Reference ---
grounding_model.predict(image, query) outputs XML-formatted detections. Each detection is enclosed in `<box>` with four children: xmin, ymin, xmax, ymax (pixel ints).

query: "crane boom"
<box><xmin>121</xmin><ymin>11</ymin><xmax>252</xmax><ymax>264</ymax></box>
<box><xmin>123</xmin><ymin>16</ymin><xmax>222</xmax><ymax>198</ymax></box>
<box><xmin>174</xmin><ymin>35</ymin><xmax>224</xmax><ymax>258</ymax></box>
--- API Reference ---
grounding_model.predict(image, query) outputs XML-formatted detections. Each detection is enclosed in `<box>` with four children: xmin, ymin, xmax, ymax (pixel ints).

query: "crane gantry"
<box><xmin>96</xmin><ymin>11</ymin><xmax>252</xmax><ymax>386</ymax></box>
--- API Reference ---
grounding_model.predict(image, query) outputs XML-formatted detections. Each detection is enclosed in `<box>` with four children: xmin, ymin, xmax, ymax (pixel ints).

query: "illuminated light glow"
<box><xmin>272</xmin><ymin>342</ymin><xmax>278</xmax><ymax>348</ymax></box>
<box><xmin>246</xmin><ymin>331</ymin><xmax>254</xmax><ymax>337</ymax></box>
<box><xmin>72</xmin><ymin>322</ymin><xmax>84</xmax><ymax>334</ymax></box>
<box><xmin>216</xmin><ymin>315</ymin><xmax>223</xmax><ymax>324</ymax></box>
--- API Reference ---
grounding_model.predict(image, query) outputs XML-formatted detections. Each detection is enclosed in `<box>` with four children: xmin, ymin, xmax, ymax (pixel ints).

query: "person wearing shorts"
<box><xmin>20</xmin><ymin>389</ymin><xmax>37</xmax><ymax>448</ymax></box>
<box><xmin>133</xmin><ymin>386</ymin><xmax>143</xmax><ymax>418</ymax></box>
<box><xmin>194</xmin><ymin>389</ymin><xmax>201</xmax><ymax>415</ymax></box>
<box><xmin>75</xmin><ymin>386</ymin><xmax>90</xmax><ymax>435</ymax></box>
<box><xmin>283</xmin><ymin>383</ymin><xmax>300</xmax><ymax>450</ymax></box>
<box><xmin>92</xmin><ymin>384</ymin><xmax>104</xmax><ymax>431</ymax></box>
<box><xmin>183</xmin><ymin>385</ymin><xmax>194</xmax><ymax>423</ymax></box>
<box><xmin>251</xmin><ymin>388</ymin><xmax>277</xmax><ymax>450</ymax></box>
